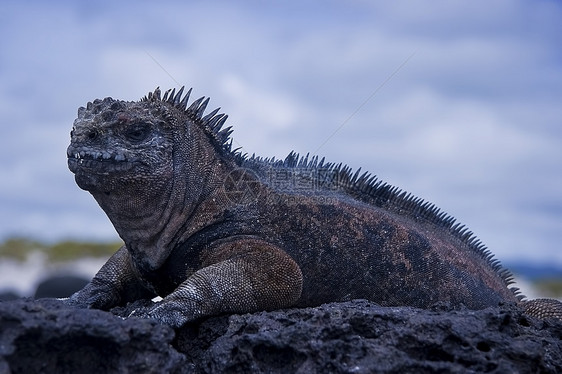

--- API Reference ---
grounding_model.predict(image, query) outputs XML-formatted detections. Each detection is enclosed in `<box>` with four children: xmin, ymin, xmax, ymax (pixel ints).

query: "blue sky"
<box><xmin>1</xmin><ymin>0</ymin><xmax>561</xmax><ymax>267</ymax></box>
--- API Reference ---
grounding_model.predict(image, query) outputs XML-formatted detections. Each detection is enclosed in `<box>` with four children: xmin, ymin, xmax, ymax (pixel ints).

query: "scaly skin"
<box><xmin>66</xmin><ymin>87</ymin><xmax>562</xmax><ymax>327</ymax></box>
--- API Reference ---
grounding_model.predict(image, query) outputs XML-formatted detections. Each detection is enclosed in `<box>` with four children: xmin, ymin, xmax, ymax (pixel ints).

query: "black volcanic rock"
<box><xmin>34</xmin><ymin>275</ymin><xmax>90</xmax><ymax>298</ymax></box>
<box><xmin>0</xmin><ymin>298</ymin><xmax>188</xmax><ymax>374</ymax></box>
<box><xmin>1</xmin><ymin>298</ymin><xmax>561</xmax><ymax>373</ymax></box>
<box><xmin>0</xmin><ymin>291</ymin><xmax>20</xmax><ymax>301</ymax></box>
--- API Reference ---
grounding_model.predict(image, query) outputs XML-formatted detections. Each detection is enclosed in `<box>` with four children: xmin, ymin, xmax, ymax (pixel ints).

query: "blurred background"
<box><xmin>0</xmin><ymin>0</ymin><xmax>561</xmax><ymax>300</ymax></box>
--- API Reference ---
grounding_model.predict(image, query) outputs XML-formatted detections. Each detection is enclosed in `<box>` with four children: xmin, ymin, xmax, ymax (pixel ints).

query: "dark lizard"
<box><xmin>66</xmin><ymin>87</ymin><xmax>562</xmax><ymax>327</ymax></box>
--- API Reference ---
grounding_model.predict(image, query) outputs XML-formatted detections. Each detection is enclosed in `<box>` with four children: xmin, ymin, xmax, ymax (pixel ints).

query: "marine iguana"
<box><xmin>66</xmin><ymin>87</ymin><xmax>562</xmax><ymax>327</ymax></box>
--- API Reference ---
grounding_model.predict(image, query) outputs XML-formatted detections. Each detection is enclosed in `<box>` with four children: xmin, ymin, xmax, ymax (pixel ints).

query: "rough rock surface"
<box><xmin>1</xmin><ymin>298</ymin><xmax>561</xmax><ymax>374</ymax></box>
<box><xmin>0</xmin><ymin>298</ymin><xmax>187</xmax><ymax>374</ymax></box>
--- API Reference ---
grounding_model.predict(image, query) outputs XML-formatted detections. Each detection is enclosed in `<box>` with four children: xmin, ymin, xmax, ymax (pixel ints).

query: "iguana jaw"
<box><xmin>67</xmin><ymin>147</ymin><xmax>140</xmax><ymax>172</ymax></box>
<box><xmin>67</xmin><ymin>145</ymin><xmax>147</xmax><ymax>191</ymax></box>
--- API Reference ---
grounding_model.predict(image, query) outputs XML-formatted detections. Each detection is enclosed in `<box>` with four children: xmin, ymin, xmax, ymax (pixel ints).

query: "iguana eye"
<box><xmin>87</xmin><ymin>129</ymin><xmax>99</xmax><ymax>141</ymax></box>
<box><xmin>125</xmin><ymin>123</ymin><xmax>151</xmax><ymax>143</ymax></box>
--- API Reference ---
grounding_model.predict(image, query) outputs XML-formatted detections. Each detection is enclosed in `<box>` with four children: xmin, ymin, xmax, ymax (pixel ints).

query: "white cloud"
<box><xmin>0</xmin><ymin>0</ymin><xmax>561</xmax><ymax>269</ymax></box>
<box><xmin>220</xmin><ymin>74</ymin><xmax>300</xmax><ymax>130</ymax></box>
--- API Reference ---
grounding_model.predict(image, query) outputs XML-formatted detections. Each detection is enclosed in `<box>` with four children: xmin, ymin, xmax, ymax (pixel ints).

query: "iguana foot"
<box><xmin>128</xmin><ymin>300</ymin><xmax>198</xmax><ymax>328</ymax></box>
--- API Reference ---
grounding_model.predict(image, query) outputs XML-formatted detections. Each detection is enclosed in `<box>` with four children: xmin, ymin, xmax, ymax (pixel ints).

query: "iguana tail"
<box><xmin>523</xmin><ymin>298</ymin><xmax>562</xmax><ymax>320</ymax></box>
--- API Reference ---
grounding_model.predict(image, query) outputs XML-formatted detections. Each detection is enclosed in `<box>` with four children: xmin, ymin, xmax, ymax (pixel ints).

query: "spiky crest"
<box><xmin>142</xmin><ymin>87</ymin><xmax>233</xmax><ymax>155</ymax></box>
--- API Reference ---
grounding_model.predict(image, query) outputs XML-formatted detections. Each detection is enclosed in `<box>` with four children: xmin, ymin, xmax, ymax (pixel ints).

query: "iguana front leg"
<box><xmin>132</xmin><ymin>239</ymin><xmax>303</xmax><ymax>328</ymax></box>
<box><xmin>66</xmin><ymin>245</ymin><xmax>156</xmax><ymax>310</ymax></box>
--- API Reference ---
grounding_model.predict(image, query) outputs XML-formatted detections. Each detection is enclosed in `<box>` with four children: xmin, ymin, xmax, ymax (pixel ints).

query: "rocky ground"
<box><xmin>0</xmin><ymin>298</ymin><xmax>561</xmax><ymax>373</ymax></box>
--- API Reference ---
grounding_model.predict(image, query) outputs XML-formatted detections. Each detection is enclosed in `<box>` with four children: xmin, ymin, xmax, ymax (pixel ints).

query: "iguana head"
<box><xmin>67</xmin><ymin>87</ymin><xmax>233</xmax><ymax>270</ymax></box>
<box><xmin>67</xmin><ymin>95</ymin><xmax>174</xmax><ymax>194</ymax></box>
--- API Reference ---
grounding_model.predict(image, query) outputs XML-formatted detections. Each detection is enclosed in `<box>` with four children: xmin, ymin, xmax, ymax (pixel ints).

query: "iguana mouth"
<box><xmin>67</xmin><ymin>147</ymin><xmax>139</xmax><ymax>174</ymax></box>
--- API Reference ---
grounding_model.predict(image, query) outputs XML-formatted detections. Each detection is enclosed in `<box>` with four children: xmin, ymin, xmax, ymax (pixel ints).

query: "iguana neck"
<box><xmin>92</xmin><ymin>140</ymin><xmax>237</xmax><ymax>273</ymax></box>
